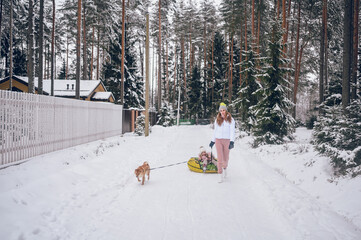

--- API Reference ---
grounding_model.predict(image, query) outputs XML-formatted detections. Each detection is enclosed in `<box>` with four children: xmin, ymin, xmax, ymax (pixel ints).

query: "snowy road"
<box><xmin>0</xmin><ymin>125</ymin><xmax>360</xmax><ymax>240</ymax></box>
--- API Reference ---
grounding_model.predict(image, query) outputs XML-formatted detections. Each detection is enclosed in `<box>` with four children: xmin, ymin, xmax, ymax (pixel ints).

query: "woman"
<box><xmin>209</xmin><ymin>102</ymin><xmax>235</xmax><ymax>183</ymax></box>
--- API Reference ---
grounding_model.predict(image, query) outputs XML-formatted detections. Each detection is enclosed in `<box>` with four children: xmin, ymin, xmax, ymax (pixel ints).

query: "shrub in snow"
<box><xmin>156</xmin><ymin>102</ymin><xmax>176</xmax><ymax>127</ymax></box>
<box><xmin>312</xmin><ymin>99</ymin><xmax>361</xmax><ymax>176</ymax></box>
<box><xmin>134</xmin><ymin>114</ymin><xmax>150</xmax><ymax>136</ymax></box>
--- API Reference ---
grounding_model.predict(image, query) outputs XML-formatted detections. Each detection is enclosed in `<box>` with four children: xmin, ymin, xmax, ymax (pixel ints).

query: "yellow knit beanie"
<box><xmin>219</xmin><ymin>102</ymin><xmax>227</xmax><ymax>111</ymax></box>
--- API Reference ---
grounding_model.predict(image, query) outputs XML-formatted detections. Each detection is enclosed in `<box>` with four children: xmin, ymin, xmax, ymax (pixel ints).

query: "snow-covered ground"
<box><xmin>0</xmin><ymin>125</ymin><xmax>360</xmax><ymax>240</ymax></box>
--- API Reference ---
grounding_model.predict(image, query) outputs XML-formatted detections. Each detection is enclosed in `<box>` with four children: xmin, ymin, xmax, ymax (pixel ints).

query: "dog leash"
<box><xmin>150</xmin><ymin>161</ymin><xmax>188</xmax><ymax>170</ymax></box>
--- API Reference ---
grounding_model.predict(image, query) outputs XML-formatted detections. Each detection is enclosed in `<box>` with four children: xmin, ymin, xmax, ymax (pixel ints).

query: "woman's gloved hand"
<box><xmin>229</xmin><ymin>141</ymin><xmax>234</xmax><ymax>149</ymax></box>
<box><xmin>209</xmin><ymin>141</ymin><xmax>215</xmax><ymax>148</ymax></box>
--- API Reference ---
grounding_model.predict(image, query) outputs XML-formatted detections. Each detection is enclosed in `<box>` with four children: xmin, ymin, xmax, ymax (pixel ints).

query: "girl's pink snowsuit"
<box><xmin>215</xmin><ymin>139</ymin><xmax>230</xmax><ymax>173</ymax></box>
<box><xmin>212</xmin><ymin>117</ymin><xmax>235</xmax><ymax>174</ymax></box>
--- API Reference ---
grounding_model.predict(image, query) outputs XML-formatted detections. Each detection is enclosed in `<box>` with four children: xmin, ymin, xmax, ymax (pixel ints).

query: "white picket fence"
<box><xmin>0</xmin><ymin>90</ymin><xmax>123</xmax><ymax>167</ymax></box>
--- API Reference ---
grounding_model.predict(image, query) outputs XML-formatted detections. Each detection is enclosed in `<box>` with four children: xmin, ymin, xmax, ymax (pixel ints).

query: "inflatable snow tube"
<box><xmin>187</xmin><ymin>157</ymin><xmax>218</xmax><ymax>173</ymax></box>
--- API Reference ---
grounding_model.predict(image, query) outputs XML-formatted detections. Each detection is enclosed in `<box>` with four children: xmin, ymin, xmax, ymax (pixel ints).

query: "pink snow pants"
<box><xmin>215</xmin><ymin>139</ymin><xmax>230</xmax><ymax>174</ymax></box>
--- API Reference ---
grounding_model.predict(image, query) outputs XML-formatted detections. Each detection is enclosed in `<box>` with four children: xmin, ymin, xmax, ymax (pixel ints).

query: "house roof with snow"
<box><xmin>0</xmin><ymin>75</ymin><xmax>115</xmax><ymax>103</ymax></box>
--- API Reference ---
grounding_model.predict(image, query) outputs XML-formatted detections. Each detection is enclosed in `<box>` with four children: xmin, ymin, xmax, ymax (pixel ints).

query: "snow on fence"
<box><xmin>0</xmin><ymin>90</ymin><xmax>123</xmax><ymax>167</ymax></box>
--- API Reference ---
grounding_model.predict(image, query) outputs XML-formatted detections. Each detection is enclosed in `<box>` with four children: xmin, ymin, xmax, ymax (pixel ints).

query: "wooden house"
<box><xmin>0</xmin><ymin>75</ymin><xmax>115</xmax><ymax>103</ymax></box>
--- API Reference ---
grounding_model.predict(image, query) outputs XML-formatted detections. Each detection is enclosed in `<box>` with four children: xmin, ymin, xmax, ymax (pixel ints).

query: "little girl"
<box><xmin>198</xmin><ymin>146</ymin><xmax>216</xmax><ymax>172</ymax></box>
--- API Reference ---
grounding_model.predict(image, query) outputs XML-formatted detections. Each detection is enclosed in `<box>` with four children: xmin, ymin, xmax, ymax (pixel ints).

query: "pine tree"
<box><xmin>235</xmin><ymin>47</ymin><xmax>261</xmax><ymax>132</ymax></box>
<box><xmin>188</xmin><ymin>65</ymin><xmax>202</xmax><ymax>119</ymax></box>
<box><xmin>103</xmin><ymin>22</ymin><xmax>144</xmax><ymax>109</ymax></box>
<box><xmin>58</xmin><ymin>59</ymin><xmax>66</xmax><ymax>79</ymax></box>
<box><xmin>252</xmin><ymin>19</ymin><xmax>295</xmax><ymax>147</ymax></box>
<box><xmin>207</xmin><ymin>32</ymin><xmax>227</xmax><ymax>112</ymax></box>
<box><xmin>156</xmin><ymin>102</ymin><xmax>175</xmax><ymax>127</ymax></box>
<box><xmin>313</xmin><ymin>99</ymin><xmax>361</xmax><ymax>176</ymax></box>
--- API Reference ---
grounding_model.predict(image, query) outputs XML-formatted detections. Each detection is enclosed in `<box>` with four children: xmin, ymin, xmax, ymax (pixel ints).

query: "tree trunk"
<box><xmin>227</xmin><ymin>35</ymin><xmax>231</xmax><ymax>101</ymax></box>
<box><xmin>288</xmin><ymin>1</ymin><xmax>297</xmax><ymax>101</ymax></box>
<box><xmin>139</xmin><ymin>40</ymin><xmax>144</xmax><ymax>86</ymax></box>
<box><xmin>211</xmin><ymin>33</ymin><xmax>215</xmax><ymax>109</ymax></box>
<box><xmin>166</xmin><ymin>38</ymin><xmax>169</xmax><ymax>102</ymax></box>
<box><xmin>257</xmin><ymin>3</ymin><xmax>261</xmax><ymax>54</ymax></box>
<box><xmin>9</xmin><ymin>0</ymin><xmax>13</xmax><ymax>90</ymax></box>
<box><xmin>211</xmin><ymin>34</ymin><xmax>215</xmax><ymax>110</ymax></box>
<box><xmin>181</xmin><ymin>37</ymin><xmax>187</xmax><ymax>113</ymax></box>
<box><xmin>244</xmin><ymin>0</ymin><xmax>248</xmax><ymax>60</ymax></box>
<box><xmin>76</xmin><ymin>0</ymin><xmax>82</xmax><ymax>99</ymax></box>
<box><xmin>284</xmin><ymin>0</ymin><xmax>292</xmax><ymax>54</ymax></box>
<box><xmin>228</xmin><ymin>35</ymin><xmax>234</xmax><ymax>103</ymax></box>
<box><xmin>189</xmin><ymin>23</ymin><xmax>193</xmax><ymax>79</ymax></box>
<box><xmin>324</xmin><ymin>3</ymin><xmax>328</xmax><ymax>94</ymax></box>
<box><xmin>173</xmin><ymin>48</ymin><xmax>177</xmax><ymax>107</ymax></box>
<box><xmin>121</xmin><ymin>0</ymin><xmax>125</xmax><ymax>105</ymax></box>
<box><xmin>293</xmin><ymin>1</ymin><xmax>301</xmax><ymax>118</ymax></box>
<box><xmin>28</xmin><ymin>0</ymin><xmax>35</xmax><ymax>93</ymax></box>
<box><xmin>145</xmin><ymin>14</ymin><xmax>150</xmax><ymax>136</ymax></box>
<box><xmin>203</xmin><ymin>22</ymin><xmax>207</xmax><ymax>84</ymax></box>
<box><xmin>97</xmin><ymin>27</ymin><xmax>100</xmax><ymax>80</ymax></box>
<box><xmin>252</xmin><ymin>0</ymin><xmax>255</xmax><ymax>43</ymax></box>
<box><xmin>0</xmin><ymin>0</ymin><xmax>3</xmax><ymax>65</ymax></box>
<box><xmin>319</xmin><ymin>0</ymin><xmax>326</xmax><ymax>105</ymax></box>
<box><xmin>90</xmin><ymin>26</ymin><xmax>94</xmax><ymax>80</ymax></box>
<box><xmin>51</xmin><ymin>0</ymin><xmax>55</xmax><ymax>96</ymax></box>
<box><xmin>282</xmin><ymin>0</ymin><xmax>287</xmax><ymax>53</ymax></box>
<box><xmin>46</xmin><ymin>43</ymin><xmax>50</xmax><ymax>79</ymax></box>
<box><xmin>342</xmin><ymin>0</ymin><xmax>352</xmax><ymax>108</ymax></box>
<box><xmin>82</xmin><ymin>2</ymin><xmax>88</xmax><ymax>80</ymax></box>
<box><xmin>351</xmin><ymin>0</ymin><xmax>359</xmax><ymax>100</ymax></box>
<box><xmin>203</xmin><ymin>22</ymin><xmax>207</xmax><ymax>115</ymax></box>
<box><xmin>239</xmin><ymin>31</ymin><xmax>243</xmax><ymax>87</ymax></box>
<box><xmin>38</xmin><ymin>0</ymin><xmax>44</xmax><ymax>94</ymax></box>
<box><xmin>158</xmin><ymin>0</ymin><xmax>162</xmax><ymax>111</ymax></box>
<box><xmin>66</xmin><ymin>34</ymin><xmax>69</xmax><ymax>79</ymax></box>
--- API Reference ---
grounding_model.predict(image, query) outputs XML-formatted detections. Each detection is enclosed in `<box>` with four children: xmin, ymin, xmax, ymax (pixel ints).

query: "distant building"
<box><xmin>0</xmin><ymin>75</ymin><xmax>115</xmax><ymax>103</ymax></box>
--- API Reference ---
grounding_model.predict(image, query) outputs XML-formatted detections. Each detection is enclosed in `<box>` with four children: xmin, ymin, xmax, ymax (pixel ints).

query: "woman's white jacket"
<box><xmin>212</xmin><ymin>118</ymin><xmax>235</xmax><ymax>142</ymax></box>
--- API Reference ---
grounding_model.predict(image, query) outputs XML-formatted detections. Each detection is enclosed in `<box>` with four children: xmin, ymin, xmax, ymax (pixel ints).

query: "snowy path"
<box><xmin>0</xmin><ymin>125</ymin><xmax>360</xmax><ymax>240</ymax></box>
